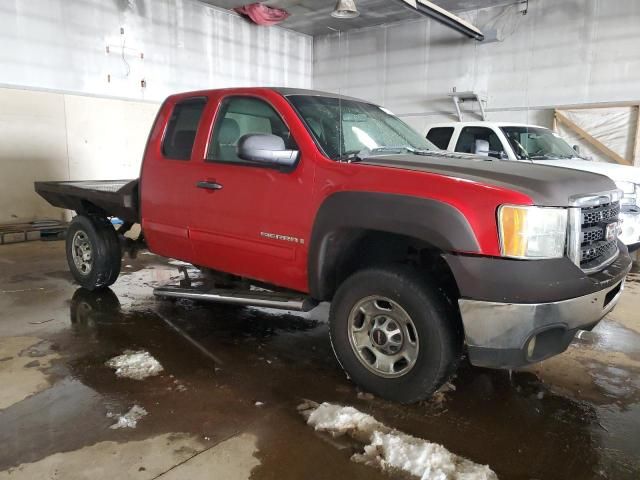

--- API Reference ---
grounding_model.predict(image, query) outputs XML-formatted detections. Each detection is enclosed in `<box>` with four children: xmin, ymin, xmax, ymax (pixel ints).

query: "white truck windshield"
<box><xmin>501</xmin><ymin>126</ymin><xmax>577</xmax><ymax>160</ymax></box>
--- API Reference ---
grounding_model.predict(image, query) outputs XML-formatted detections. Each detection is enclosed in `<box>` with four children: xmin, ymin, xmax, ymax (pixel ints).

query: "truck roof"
<box><xmin>167</xmin><ymin>87</ymin><xmax>369</xmax><ymax>105</ymax></box>
<box><xmin>273</xmin><ymin>87</ymin><xmax>368</xmax><ymax>103</ymax></box>
<box><xmin>426</xmin><ymin>121</ymin><xmax>550</xmax><ymax>130</ymax></box>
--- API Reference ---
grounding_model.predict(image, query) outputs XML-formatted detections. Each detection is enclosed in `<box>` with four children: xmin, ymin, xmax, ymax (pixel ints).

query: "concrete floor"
<box><xmin>0</xmin><ymin>241</ymin><xmax>639</xmax><ymax>480</ymax></box>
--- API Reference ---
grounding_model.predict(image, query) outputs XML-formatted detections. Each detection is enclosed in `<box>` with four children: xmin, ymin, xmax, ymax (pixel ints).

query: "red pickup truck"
<box><xmin>36</xmin><ymin>87</ymin><xmax>632</xmax><ymax>402</ymax></box>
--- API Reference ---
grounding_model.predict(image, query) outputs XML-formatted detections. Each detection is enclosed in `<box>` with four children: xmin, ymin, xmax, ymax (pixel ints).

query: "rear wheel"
<box><xmin>66</xmin><ymin>215</ymin><xmax>121</xmax><ymax>290</ymax></box>
<box><xmin>329</xmin><ymin>265</ymin><xmax>462</xmax><ymax>403</ymax></box>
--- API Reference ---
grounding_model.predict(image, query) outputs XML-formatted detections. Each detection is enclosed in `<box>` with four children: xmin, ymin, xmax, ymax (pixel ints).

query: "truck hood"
<box><xmin>533</xmin><ymin>158</ymin><xmax>640</xmax><ymax>185</ymax></box>
<box><xmin>360</xmin><ymin>153</ymin><xmax>616</xmax><ymax>207</ymax></box>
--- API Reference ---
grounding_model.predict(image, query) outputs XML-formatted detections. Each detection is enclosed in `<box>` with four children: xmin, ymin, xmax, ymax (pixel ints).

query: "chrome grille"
<box><xmin>581</xmin><ymin>226</ymin><xmax>604</xmax><ymax>244</ymax></box>
<box><xmin>578</xmin><ymin>201</ymin><xmax>620</xmax><ymax>271</ymax></box>
<box><xmin>581</xmin><ymin>240</ymin><xmax>618</xmax><ymax>264</ymax></box>
<box><xmin>581</xmin><ymin>203</ymin><xmax>620</xmax><ymax>224</ymax></box>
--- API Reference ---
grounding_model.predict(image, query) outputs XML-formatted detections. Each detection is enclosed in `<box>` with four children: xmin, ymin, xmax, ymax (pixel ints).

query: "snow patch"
<box><xmin>106</xmin><ymin>350</ymin><xmax>163</xmax><ymax>380</ymax></box>
<box><xmin>300</xmin><ymin>402</ymin><xmax>496</xmax><ymax>480</ymax></box>
<box><xmin>108</xmin><ymin>405</ymin><xmax>147</xmax><ymax>429</ymax></box>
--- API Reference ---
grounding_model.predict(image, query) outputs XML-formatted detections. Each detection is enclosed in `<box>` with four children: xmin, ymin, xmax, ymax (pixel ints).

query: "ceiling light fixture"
<box><xmin>394</xmin><ymin>0</ymin><xmax>484</xmax><ymax>41</ymax></box>
<box><xmin>331</xmin><ymin>0</ymin><xmax>359</xmax><ymax>19</ymax></box>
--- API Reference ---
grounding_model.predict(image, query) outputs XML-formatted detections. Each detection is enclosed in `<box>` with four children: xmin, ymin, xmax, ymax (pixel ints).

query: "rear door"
<box><xmin>141</xmin><ymin>96</ymin><xmax>207</xmax><ymax>262</ymax></box>
<box><xmin>188</xmin><ymin>93</ymin><xmax>315</xmax><ymax>291</ymax></box>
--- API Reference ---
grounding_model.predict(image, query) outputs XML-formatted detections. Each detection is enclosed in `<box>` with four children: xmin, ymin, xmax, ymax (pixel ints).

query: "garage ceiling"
<box><xmin>200</xmin><ymin>0</ymin><xmax>519</xmax><ymax>36</ymax></box>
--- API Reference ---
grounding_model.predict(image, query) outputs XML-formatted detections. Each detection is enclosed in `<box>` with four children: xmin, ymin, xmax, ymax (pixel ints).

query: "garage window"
<box><xmin>162</xmin><ymin>98</ymin><xmax>207</xmax><ymax>160</ymax></box>
<box><xmin>207</xmin><ymin>96</ymin><xmax>295</xmax><ymax>164</ymax></box>
<box><xmin>426</xmin><ymin>127</ymin><xmax>454</xmax><ymax>150</ymax></box>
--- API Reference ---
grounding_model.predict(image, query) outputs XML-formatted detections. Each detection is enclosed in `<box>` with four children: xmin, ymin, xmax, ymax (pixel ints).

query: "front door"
<box><xmin>188</xmin><ymin>95</ymin><xmax>313</xmax><ymax>291</ymax></box>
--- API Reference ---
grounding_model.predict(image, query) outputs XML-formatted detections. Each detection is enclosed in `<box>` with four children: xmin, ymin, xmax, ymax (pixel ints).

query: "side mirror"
<box><xmin>237</xmin><ymin>134</ymin><xmax>299</xmax><ymax>168</ymax></box>
<box><xmin>489</xmin><ymin>150</ymin><xmax>508</xmax><ymax>160</ymax></box>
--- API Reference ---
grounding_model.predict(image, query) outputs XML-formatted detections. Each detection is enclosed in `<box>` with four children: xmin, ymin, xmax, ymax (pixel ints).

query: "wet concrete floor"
<box><xmin>0</xmin><ymin>241</ymin><xmax>639</xmax><ymax>479</ymax></box>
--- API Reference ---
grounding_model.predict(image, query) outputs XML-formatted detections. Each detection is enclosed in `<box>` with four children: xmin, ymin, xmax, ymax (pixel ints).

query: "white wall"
<box><xmin>1</xmin><ymin>0</ymin><xmax>312</xmax><ymax>101</ymax></box>
<box><xmin>0</xmin><ymin>0</ymin><xmax>312</xmax><ymax>223</ymax></box>
<box><xmin>314</xmin><ymin>0</ymin><xmax>640</xmax><ymax>133</ymax></box>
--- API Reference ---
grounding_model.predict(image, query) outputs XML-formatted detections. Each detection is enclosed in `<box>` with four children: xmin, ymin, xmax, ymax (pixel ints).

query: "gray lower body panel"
<box><xmin>459</xmin><ymin>278</ymin><xmax>626</xmax><ymax>368</ymax></box>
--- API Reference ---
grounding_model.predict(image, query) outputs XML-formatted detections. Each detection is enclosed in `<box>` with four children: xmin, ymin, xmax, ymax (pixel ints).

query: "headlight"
<box><xmin>616</xmin><ymin>181</ymin><xmax>639</xmax><ymax>207</ymax></box>
<box><xmin>615</xmin><ymin>181</ymin><xmax>635</xmax><ymax>194</ymax></box>
<box><xmin>498</xmin><ymin>205</ymin><xmax>568</xmax><ymax>259</ymax></box>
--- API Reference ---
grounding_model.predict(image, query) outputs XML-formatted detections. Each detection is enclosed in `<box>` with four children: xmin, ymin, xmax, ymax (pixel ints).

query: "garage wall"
<box><xmin>314</xmin><ymin>0</ymin><xmax>640</xmax><ymax>133</ymax></box>
<box><xmin>0</xmin><ymin>0</ymin><xmax>312</xmax><ymax>223</ymax></box>
<box><xmin>1</xmin><ymin>0</ymin><xmax>312</xmax><ymax>100</ymax></box>
<box><xmin>0</xmin><ymin>87</ymin><xmax>159</xmax><ymax>223</ymax></box>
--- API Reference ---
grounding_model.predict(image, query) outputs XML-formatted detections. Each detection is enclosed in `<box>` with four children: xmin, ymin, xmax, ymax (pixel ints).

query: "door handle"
<box><xmin>196</xmin><ymin>180</ymin><xmax>223</xmax><ymax>191</ymax></box>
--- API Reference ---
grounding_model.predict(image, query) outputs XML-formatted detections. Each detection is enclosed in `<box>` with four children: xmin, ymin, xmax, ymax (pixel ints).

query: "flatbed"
<box><xmin>34</xmin><ymin>180</ymin><xmax>139</xmax><ymax>223</ymax></box>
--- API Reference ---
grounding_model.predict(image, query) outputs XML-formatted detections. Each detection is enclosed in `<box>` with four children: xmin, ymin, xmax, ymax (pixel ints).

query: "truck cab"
<box><xmin>426</xmin><ymin>121</ymin><xmax>640</xmax><ymax>249</ymax></box>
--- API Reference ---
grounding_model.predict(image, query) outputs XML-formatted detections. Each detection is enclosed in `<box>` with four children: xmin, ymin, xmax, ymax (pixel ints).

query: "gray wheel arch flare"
<box><xmin>307</xmin><ymin>191</ymin><xmax>480</xmax><ymax>300</ymax></box>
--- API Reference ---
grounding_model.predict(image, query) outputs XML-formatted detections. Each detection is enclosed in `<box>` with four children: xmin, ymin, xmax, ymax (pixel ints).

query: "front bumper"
<box><xmin>446</xmin><ymin>247</ymin><xmax>632</xmax><ymax>369</ymax></box>
<box><xmin>460</xmin><ymin>279</ymin><xmax>625</xmax><ymax>368</ymax></box>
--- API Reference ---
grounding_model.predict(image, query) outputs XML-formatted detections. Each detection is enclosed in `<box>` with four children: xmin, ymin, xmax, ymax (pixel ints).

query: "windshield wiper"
<box><xmin>339</xmin><ymin>145</ymin><xmax>434</xmax><ymax>163</ymax></box>
<box><xmin>529</xmin><ymin>154</ymin><xmax>574</xmax><ymax>160</ymax></box>
<box><xmin>350</xmin><ymin>146</ymin><xmax>433</xmax><ymax>162</ymax></box>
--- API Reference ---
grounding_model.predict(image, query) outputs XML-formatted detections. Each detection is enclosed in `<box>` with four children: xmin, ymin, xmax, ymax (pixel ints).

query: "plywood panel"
<box><xmin>0</xmin><ymin>88</ymin><xmax>68</xmax><ymax>223</ymax></box>
<box><xmin>64</xmin><ymin>95</ymin><xmax>159</xmax><ymax>181</ymax></box>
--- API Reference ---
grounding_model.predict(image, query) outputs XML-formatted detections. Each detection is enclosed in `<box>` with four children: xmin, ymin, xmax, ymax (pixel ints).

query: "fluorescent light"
<box><xmin>395</xmin><ymin>0</ymin><xmax>484</xmax><ymax>41</ymax></box>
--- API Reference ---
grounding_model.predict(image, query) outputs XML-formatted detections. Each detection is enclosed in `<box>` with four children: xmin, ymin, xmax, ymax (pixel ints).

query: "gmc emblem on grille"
<box><xmin>605</xmin><ymin>222</ymin><xmax>619</xmax><ymax>242</ymax></box>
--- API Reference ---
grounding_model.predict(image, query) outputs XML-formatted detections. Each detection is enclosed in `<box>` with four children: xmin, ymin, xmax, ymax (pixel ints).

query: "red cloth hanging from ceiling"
<box><xmin>234</xmin><ymin>3</ymin><xmax>290</xmax><ymax>26</ymax></box>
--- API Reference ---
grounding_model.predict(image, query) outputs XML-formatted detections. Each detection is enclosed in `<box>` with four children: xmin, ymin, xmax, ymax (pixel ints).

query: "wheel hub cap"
<box><xmin>348</xmin><ymin>296</ymin><xmax>419</xmax><ymax>378</ymax></box>
<box><xmin>371</xmin><ymin>329</ymin><xmax>387</xmax><ymax>347</ymax></box>
<box><xmin>71</xmin><ymin>230</ymin><xmax>93</xmax><ymax>275</ymax></box>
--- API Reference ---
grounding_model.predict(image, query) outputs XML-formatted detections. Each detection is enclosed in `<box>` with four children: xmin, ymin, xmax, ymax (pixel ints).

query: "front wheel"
<box><xmin>329</xmin><ymin>265</ymin><xmax>462</xmax><ymax>403</ymax></box>
<box><xmin>66</xmin><ymin>215</ymin><xmax>122</xmax><ymax>290</ymax></box>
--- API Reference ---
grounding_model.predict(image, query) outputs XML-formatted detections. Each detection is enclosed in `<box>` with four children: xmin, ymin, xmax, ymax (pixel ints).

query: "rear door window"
<box><xmin>162</xmin><ymin>98</ymin><xmax>207</xmax><ymax>160</ymax></box>
<box><xmin>426</xmin><ymin>127</ymin><xmax>454</xmax><ymax>150</ymax></box>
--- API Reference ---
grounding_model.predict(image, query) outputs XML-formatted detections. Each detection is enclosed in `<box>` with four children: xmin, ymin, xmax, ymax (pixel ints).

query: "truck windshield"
<box><xmin>500</xmin><ymin>126</ymin><xmax>577</xmax><ymax>160</ymax></box>
<box><xmin>287</xmin><ymin>95</ymin><xmax>436</xmax><ymax>161</ymax></box>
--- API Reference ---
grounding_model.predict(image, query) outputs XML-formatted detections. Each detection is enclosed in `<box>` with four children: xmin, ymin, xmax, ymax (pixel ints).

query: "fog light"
<box><xmin>527</xmin><ymin>336</ymin><xmax>537</xmax><ymax>359</ymax></box>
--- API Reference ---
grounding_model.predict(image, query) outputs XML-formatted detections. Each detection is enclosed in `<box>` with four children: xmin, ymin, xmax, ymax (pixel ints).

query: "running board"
<box><xmin>154</xmin><ymin>285</ymin><xmax>318</xmax><ymax>312</ymax></box>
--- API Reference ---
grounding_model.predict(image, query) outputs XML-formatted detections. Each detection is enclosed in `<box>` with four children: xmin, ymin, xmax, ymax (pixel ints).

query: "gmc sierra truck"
<box><xmin>35</xmin><ymin>88</ymin><xmax>632</xmax><ymax>403</ymax></box>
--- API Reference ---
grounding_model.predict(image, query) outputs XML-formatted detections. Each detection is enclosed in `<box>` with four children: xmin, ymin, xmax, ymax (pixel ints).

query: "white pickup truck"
<box><xmin>425</xmin><ymin>121</ymin><xmax>640</xmax><ymax>250</ymax></box>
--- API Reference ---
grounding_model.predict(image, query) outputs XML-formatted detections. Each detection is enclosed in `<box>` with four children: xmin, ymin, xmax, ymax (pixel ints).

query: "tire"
<box><xmin>329</xmin><ymin>265</ymin><xmax>462</xmax><ymax>403</ymax></box>
<box><xmin>66</xmin><ymin>215</ymin><xmax>122</xmax><ymax>290</ymax></box>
